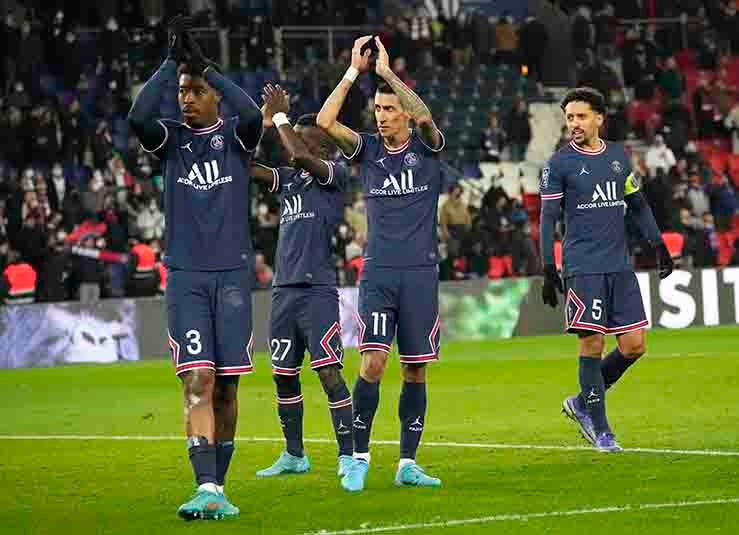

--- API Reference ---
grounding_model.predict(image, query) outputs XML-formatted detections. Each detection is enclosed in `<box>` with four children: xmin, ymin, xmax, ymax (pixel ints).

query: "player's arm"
<box><xmin>127</xmin><ymin>16</ymin><xmax>190</xmax><ymax>152</ymax></box>
<box><xmin>261</xmin><ymin>84</ymin><xmax>334</xmax><ymax>185</ymax></box>
<box><xmin>316</xmin><ymin>36</ymin><xmax>373</xmax><ymax>158</ymax></box>
<box><xmin>623</xmin><ymin>172</ymin><xmax>674</xmax><ymax>279</ymax></box>
<box><xmin>539</xmin><ymin>163</ymin><xmax>565</xmax><ymax>307</ymax></box>
<box><xmin>185</xmin><ymin>33</ymin><xmax>263</xmax><ymax>151</ymax></box>
<box><xmin>250</xmin><ymin>163</ymin><xmax>280</xmax><ymax>193</ymax></box>
<box><xmin>373</xmin><ymin>37</ymin><xmax>443</xmax><ymax>151</ymax></box>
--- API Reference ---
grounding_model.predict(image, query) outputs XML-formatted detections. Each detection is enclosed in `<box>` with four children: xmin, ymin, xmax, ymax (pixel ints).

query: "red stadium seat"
<box><xmin>487</xmin><ymin>256</ymin><xmax>505</xmax><ymax>279</ymax></box>
<box><xmin>502</xmin><ymin>255</ymin><xmax>514</xmax><ymax>276</ymax></box>
<box><xmin>728</xmin><ymin>155</ymin><xmax>739</xmax><ymax>187</ymax></box>
<box><xmin>662</xmin><ymin>232</ymin><xmax>685</xmax><ymax>258</ymax></box>
<box><xmin>717</xmin><ymin>232</ymin><xmax>735</xmax><ymax>266</ymax></box>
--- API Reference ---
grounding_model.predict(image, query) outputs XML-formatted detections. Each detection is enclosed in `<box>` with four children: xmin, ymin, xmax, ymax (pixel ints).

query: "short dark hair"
<box><xmin>560</xmin><ymin>87</ymin><xmax>606</xmax><ymax>115</ymax></box>
<box><xmin>295</xmin><ymin>113</ymin><xmax>318</xmax><ymax>128</ymax></box>
<box><xmin>375</xmin><ymin>80</ymin><xmax>396</xmax><ymax>95</ymax></box>
<box><xmin>177</xmin><ymin>60</ymin><xmax>223</xmax><ymax>78</ymax></box>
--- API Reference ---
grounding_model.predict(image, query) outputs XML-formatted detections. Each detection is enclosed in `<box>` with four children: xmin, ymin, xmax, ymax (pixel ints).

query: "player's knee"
<box><xmin>401</xmin><ymin>363</ymin><xmax>427</xmax><ymax>383</ymax></box>
<box><xmin>361</xmin><ymin>351</ymin><xmax>388</xmax><ymax>381</ymax></box>
<box><xmin>317</xmin><ymin>365</ymin><xmax>346</xmax><ymax>397</ymax></box>
<box><xmin>623</xmin><ymin>340</ymin><xmax>646</xmax><ymax>359</ymax></box>
<box><xmin>214</xmin><ymin>376</ymin><xmax>239</xmax><ymax>405</ymax></box>
<box><xmin>273</xmin><ymin>373</ymin><xmax>301</xmax><ymax>398</ymax></box>
<box><xmin>183</xmin><ymin>368</ymin><xmax>216</xmax><ymax>398</ymax></box>
<box><xmin>579</xmin><ymin>333</ymin><xmax>605</xmax><ymax>356</ymax></box>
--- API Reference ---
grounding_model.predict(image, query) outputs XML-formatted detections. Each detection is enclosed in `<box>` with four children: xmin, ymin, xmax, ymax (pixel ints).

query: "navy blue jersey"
<box><xmin>268</xmin><ymin>161</ymin><xmax>347</xmax><ymax>286</ymax></box>
<box><xmin>146</xmin><ymin>117</ymin><xmax>260</xmax><ymax>271</ymax></box>
<box><xmin>540</xmin><ymin>140</ymin><xmax>641</xmax><ymax>276</ymax></box>
<box><xmin>343</xmin><ymin>130</ymin><xmax>445</xmax><ymax>267</ymax></box>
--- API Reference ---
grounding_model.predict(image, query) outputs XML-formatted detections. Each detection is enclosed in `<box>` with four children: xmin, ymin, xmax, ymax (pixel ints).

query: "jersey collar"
<box><xmin>570</xmin><ymin>138</ymin><xmax>606</xmax><ymax>155</ymax></box>
<box><xmin>184</xmin><ymin>118</ymin><xmax>224</xmax><ymax>135</ymax></box>
<box><xmin>383</xmin><ymin>129</ymin><xmax>412</xmax><ymax>154</ymax></box>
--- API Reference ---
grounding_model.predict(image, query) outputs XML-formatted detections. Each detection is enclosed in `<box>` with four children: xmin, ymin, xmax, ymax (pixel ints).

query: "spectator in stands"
<box><xmin>82</xmin><ymin>172</ymin><xmax>107</xmax><ymax>215</ymax></box>
<box><xmin>505</xmin><ymin>98</ymin><xmax>532</xmax><ymax>162</ymax></box>
<box><xmin>645</xmin><ymin>134</ymin><xmax>677</xmax><ymax>178</ymax></box>
<box><xmin>577</xmin><ymin>49</ymin><xmax>622</xmax><ymax>102</ymax></box>
<box><xmin>494</xmin><ymin>12</ymin><xmax>519</xmax><ymax>66</ymax></box>
<box><xmin>657</xmin><ymin>56</ymin><xmax>684</xmax><ymax>101</ymax></box>
<box><xmin>71</xmin><ymin>235</ymin><xmax>106</xmax><ymax>303</ymax></box>
<box><xmin>255</xmin><ymin>201</ymin><xmax>279</xmax><ymax>266</ymax></box>
<box><xmin>36</xmin><ymin>230</ymin><xmax>70</xmax><ymax>302</ymax></box>
<box><xmin>593</xmin><ymin>3</ymin><xmax>618</xmax><ymax>60</ymax></box>
<box><xmin>695</xmin><ymin>212</ymin><xmax>719</xmax><ymax>266</ymax></box>
<box><xmin>17</xmin><ymin>20</ymin><xmax>44</xmax><ymax>98</ymax></box>
<box><xmin>29</xmin><ymin>106</ymin><xmax>60</xmax><ymax>168</ymax></box>
<box><xmin>724</xmin><ymin>100</ymin><xmax>739</xmax><ymax>154</ymax></box>
<box><xmin>519</xmin><ymin>16</ymin><xmax>548</xmax><ymax>86</ymax></box>
<box><xmin>706</xmin><ymin>173</ymin><xmax>738</xmax><ymax>230</ymax></box>
<box><xmin>440</xmin><ymin>184</ymin><xmax>472</xmax><ymax>261</ymax></box>
<box><xmin>16</xmin><ymin>203</ymin><xmax>48</xmax><ymax>272</ymax></box>
<box><xmin>480</xmin><ymin>112</ymin><xmax>506</xmax><ymax>162</ymax></box>
<box><xmin>694</xmin><ymin>77</ymin><xmax>717</xmax><ymax>138</ymax></box>
<box><xmin>255</xmin><ymin>252</ymin><xmax>273</xmax><ymax>289</ymax></box>
<box><xmin>136</xmin><ymin>196</ymin><xmax>164</xmax><ymax>242</ymax></box>
<box><xmin>687</xmin><ymin>173</ymin><xmax>711</xmax><ymax>218</ymax></box>
<box><xmin>345</xmin><ymin>193</ymin><xmax>368</xmax><ymax>241</ymax></box>
<box><xmin>571</xmin><ymin>5</ymin><xmax>596</xmax><ymax>64</ymax></box>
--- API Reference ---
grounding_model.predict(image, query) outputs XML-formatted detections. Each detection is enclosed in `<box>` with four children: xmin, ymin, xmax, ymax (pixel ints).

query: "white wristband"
<box><xmin>343</xmin><ymin>66</ymin><xmax>359</xmax><ymax>83</ymax></box>
<box><xmin>273</xmin><ymin>112</ymin><xmax>290</xmax><ymax>128</ymax></box>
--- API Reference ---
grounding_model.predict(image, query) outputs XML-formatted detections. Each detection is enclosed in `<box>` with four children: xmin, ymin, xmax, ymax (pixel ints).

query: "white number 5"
<box><xmin>185</xmin><ymin>329</ymin><xmax>202</xmax><ymax>355</ymax></box>
<box><xmin>592</xmin><ymin>299</ymin><xmax>603</xmax><ymax>321</ymax></box>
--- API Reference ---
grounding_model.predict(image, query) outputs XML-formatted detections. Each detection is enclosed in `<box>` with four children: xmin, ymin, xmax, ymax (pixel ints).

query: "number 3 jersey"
<box><xmin>540</xmin><ymin>140</ymin><xmax>641</xmax><ymax>277</ymax></box>
<box><xmin>269</xmin><ymin>162</ymin><xmax>348</xmax><ymax>286</ymax></box>
<box><xmin>343</xmin><ymin>130</ymin><xmax>445</xmax><ymax>267</ymax></box>
<box><xmin>146</xmin><ymin>116</ymin><xmax>258</xmax><ymax>271</ymax></box>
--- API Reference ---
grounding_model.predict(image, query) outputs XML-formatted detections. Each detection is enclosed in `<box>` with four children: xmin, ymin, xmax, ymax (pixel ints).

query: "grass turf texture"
<box><xmin>2</xmin><ymin>326</ymin><xmax>738</xmax><ymax>534</ymax></box>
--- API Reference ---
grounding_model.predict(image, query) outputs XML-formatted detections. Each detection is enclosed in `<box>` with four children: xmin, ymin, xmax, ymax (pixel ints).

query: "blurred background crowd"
<box><xmin>0</xmin><ymin>0</ymin><xmax>736</xmax><ymax>303</ymax></box>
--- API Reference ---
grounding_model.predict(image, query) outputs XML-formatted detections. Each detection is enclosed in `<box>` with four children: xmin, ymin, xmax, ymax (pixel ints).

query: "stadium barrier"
<box><xmin>1</xmin><ymin>267</ymin><xmax>737</xmax><ymax>368</ymax></box>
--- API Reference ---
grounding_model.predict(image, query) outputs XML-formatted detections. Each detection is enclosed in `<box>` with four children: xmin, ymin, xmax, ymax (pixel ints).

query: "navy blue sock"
<box><xmin>601</xmin><ymin>348</ymin><xmax>636</xmax><ymax>390</ymax></box>
<box><xmin>278</xmin><ymin>394</ymin><xmax>304</xmax><ymax>457</ymax></box>
<box><xmin>578</xmin><ymin>356</ymin><xmax>610</xmax><ymax>435</ymax></box>
<box><xmin>187</xmin><ymin>436</ymin><xmax>217</xmax><ymax>486</ymax></box>
<box><xmin>215</xmin><ymin>441</ymin><xmax>235</xmax><ymax>486</ymax></box>
<box><xmin>399</xmin><ymin>382</ymin><xmax>427</xmax><ymax>460</ymax></box>
<box><xmin>352</xmin><ymin>377</ymin><xmax>380</xmax><ymax>455</ymax></box>
<box><xmin>327</xmin><ymin>382</ymin><xmax>354</xmax><ymax>457</ymax></box>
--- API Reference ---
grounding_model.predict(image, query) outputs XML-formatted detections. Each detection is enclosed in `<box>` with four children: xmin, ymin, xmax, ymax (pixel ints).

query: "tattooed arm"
<box><xmin>374</xmin><ymin>37</ymin><xmax>442</xmax><ymax>150</ymax></box>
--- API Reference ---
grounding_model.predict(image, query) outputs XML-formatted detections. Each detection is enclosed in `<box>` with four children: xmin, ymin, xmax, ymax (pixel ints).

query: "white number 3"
<box><xmin>592</xmin><ymin>299</ymin><xmax>603</xmax><ymax>321</ymax></box>
<box><xmin>186</xmin><ymin>329</ymin><xmax>202</xmax><ymax>355</ymax></box>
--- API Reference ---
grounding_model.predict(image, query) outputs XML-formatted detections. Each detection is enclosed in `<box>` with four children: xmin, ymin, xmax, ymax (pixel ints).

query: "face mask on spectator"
<box><xmin>14</xmin><ymin>82</ymin><xmax>23</xmax><ymax>93</ymax></box>
<box><xmin>141</xmin><ymin>165</ymin><xmax>152</xmax><ymax>176</ymax></box>
<box><xmin>52</xmin><ymin>165</ymin><xmax>63</xmax><ymax>178</ymax></box>
<box><xmin>258</xmin><ymin>204</ymin><xmax>268</xmax><ymax>216</ymax></box>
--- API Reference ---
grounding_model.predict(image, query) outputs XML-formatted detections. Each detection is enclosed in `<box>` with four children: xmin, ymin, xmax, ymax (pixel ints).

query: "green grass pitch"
<box><xmin>3</xmin><ymin>326</ymin><xmax>738</xmax><ymax>534</ymax></box>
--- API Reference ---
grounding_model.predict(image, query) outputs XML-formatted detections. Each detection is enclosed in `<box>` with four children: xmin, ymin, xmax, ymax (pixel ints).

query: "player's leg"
<box><xmin>211</xmin><ymin>267</ymin><xmax>255</xmax><ymax>512</ymax></box>
<box><xmin>562</xmin><ymin>274</ymin><xmax>619</xmax><ymax>451</ymax></box>
<box><xmin>343</xmin><ymin>268</ymin><xmax>397</xmax><ymax>491</ymax></box>
<box><xmin>602</xmin><ymin>271</ymin><xmax>649</xmax><ymax>390</ymax></box>
<box><xmin>394</xmin><ymin>267</ymin><xmax>441</xmax><ymax>487</ymax></box>
<box><xmin>257</xmin><ymin>287</ymin><xmax>310</xmax><ymax>476</ymax></box>
<box><xmin>167</xmin><ymin>268</ymin><xmax>224</xmax><ymax>520</ymax></box>
<box><xmin>213</xmin><ymin>376</ymin><xmax>239</xmax><ymax>493</ymax></box>
<box><xmin>302</xmin><ymin>285</ymin><xmax>353</xmax><ymax>473</ymax></box>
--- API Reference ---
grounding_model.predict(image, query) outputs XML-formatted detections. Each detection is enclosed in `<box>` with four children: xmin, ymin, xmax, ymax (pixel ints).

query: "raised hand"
<box><xmin>374</xmin><ymin>36</ymin><xmax>391</xmax><ymax>78</ymax></box>
<box><xmin>351</xmin><ymin>35</ymin><xmax>374</xmax><ymax>74</ymax></box>
<box><xmin>166</xmin><ymin>14</ymin><xmax>193</xmax><ymax>61</ymax></box>
<box><xmin>261</xmin><ymin>84</ymin><xmax>290</xmax><ymax>123</ymax></box>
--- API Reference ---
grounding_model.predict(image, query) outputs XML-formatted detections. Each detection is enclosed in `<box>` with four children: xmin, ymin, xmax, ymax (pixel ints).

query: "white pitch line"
<box><xmin>302</xmin><ymin>497</ymin><xmax>739</xmax><ymax>535</ymax></box>
<box><xmin>1</xmin><ymin>435</ymin><xmax>739</xmax><ymax>457</ymax></box>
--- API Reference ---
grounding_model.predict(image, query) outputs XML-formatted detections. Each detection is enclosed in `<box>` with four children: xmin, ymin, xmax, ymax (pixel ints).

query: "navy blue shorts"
<box><xmin>166</xmin><ymin>267</ymin><xmax>254</xmax><ymax>376</ymax></box>
<box><xmin>269</xmin><ymin>285</ymin><xmax>343</xmax><ymax>376</ymax></box>
<box><xmin>358</xmin><ymin>265</ymin><xmax>440</xmax><ymax>364</ymax></box>
<box><xmin>564</xmin><ymin>271</ymin><xmax>648</xmax><ymax>335</ymax></box>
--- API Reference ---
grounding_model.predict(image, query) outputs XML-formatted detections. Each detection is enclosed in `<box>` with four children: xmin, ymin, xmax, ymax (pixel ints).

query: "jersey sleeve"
<box><xmin>539</xmin><ymin>158</ymin><xmax>565</xmax><ymax>201</ymax></box>
<box><xmin>274</xmin><ymin>167</ymin><xmax>296</xmax><ymax>193</ymax></box>
<box><xmin>139</xmin><ymin>119</ymin><xmax>174</xmax><ymax>160</ymax></box>
<box><xmin>232</xmin><ymin>115</ymin><xmax>264</xmax><ymax>153</ymax></box>
<box><xmin>317</xmin><ymin>160</ymin><xmax>349</xmax><ymax>190</ymax></box>
<box><xmin>340</xmin><ymin>132</ymin><xmax>372</xmax><ymax>161</ymax></box>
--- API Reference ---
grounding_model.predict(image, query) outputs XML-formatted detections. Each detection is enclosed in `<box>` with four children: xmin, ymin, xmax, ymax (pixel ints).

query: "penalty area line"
<box><xmin>302</xmin><ymin>497</ymin><xmax>739</xmax><ymax>535</ymax></box>
<box><xmin>0</xmin><ymin>435</ymin><xmax>738</xmax><ymax>457</ymax></box>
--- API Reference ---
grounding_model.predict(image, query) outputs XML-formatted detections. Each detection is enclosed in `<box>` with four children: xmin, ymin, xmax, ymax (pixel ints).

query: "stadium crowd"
<box><xmin>0</xmin><ymin>1</ymin><xmax>736</xmax><ymax>303</ymax></box>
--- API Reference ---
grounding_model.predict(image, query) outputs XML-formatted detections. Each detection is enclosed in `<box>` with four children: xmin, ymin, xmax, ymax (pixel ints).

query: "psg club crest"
<box><xmin>611</xmin><ymin>160</ymin><xmax>623</xmax><ymax>174</ymax></box>
<box><xmin>404</xmin><ymin>152</ymin><xmax>419</xmax><ymax>167</ymax></box>
<box><xmin>210</xmin><ymin>134</ymin><xmax>225</xmax><ymax>151</ymax></box>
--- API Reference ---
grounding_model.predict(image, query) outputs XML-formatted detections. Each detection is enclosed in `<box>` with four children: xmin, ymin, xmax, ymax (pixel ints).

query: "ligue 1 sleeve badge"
<box><xmin>210</xmin><ymin>134</ymin><xmax>225</xmax><ymax>150</ymax></box>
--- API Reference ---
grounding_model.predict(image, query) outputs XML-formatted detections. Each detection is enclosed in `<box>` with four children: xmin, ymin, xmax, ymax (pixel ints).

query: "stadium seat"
<box><xmin>717</xmin><ymin>232</ymin><xmax>735</xmax><ymax>266</ymax></box>
<box><xmin>487</xmin><ymin>256</ymin><xmax>506</xmax><ymax>279</ymax></box>
<box><xmin>662</xmin><ymin>232</ymin><xmax>685</xmax><ymax>258</ymax></box>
